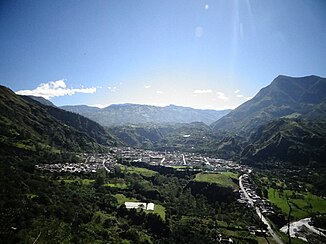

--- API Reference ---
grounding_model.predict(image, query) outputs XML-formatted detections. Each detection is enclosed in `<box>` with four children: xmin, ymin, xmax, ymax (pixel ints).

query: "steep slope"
<box><xmin>107</xmin><ymin>122</ymin><xmax>223</xmax><ymax>153</ymax></box>
<box><xmin>212</xmin><ymin>75</ymin><xmax>326</xmax><ymax>133</ymax></box>
<box><xmin>61</xmin><ymin>103</ymin><xmax>231</xmax><ymax>126</ymax></box>
<box><xmin>28</xmin><ymin>95</ymin><xmax>56</xmax><ymax>107</ymax></box>
<box><xmin>0</xmin><ymin>85</ymin><xmax>116</xmax><ymax>155</ymax></box>
<box><xmin>61</xmin><ymin>105</ymin><xmax>101</xmax><ymax>114</ymax></box>
<box><xmin>22</xmin><ymin>96</ymin><xmax>117</xmax><ymax>146</ymax></box>
<box><xmin>107</xmin><ymin>124</ymin><xmax>165</xmax><ymax>148</ymax></box>
<box><xmin>241</xmin><ymin>119</ymin><xmax>326</xmax><ymax>166</ymax></box>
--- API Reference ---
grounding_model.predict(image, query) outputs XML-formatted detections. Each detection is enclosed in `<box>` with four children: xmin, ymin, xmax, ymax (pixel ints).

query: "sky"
<box><xmin>1</xmin><ymin>0</ymin><xmax>326</xmax><ymax>110</ymax></box>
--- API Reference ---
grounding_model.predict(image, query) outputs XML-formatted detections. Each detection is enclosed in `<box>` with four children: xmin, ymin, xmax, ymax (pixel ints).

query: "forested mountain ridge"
<box><xmin>241</xmin><ymin>118</ymin><xmax>326</xmax><ymax>166</ymax></box>
<box><xmin>22</xmin><ymin>96</ymin><xmax>118</xmax><ymax>146</ymax></box>
<box><xmin>61</xmin><ymin>103</ymin><xmax>231</xmax><ymax>126</ymax></box>
<box><xmin>107</xmin><ymin>75</ymin><xmax>326</xmax><ymax>166</ymax></box>
<box><xmin>209</xmin><ymin>75</ymin><xmax>326</xmax><ymax>166</ymax></box>
<box><xmin>27</xmin><ymin>95</ymin><xmax>56</xmax><ymax>107</ymax></box>
<box><xmin>107</xmin><ymin>122</ymin><xmax>213</xmax><ymax>150</ymax></box>
<box><xmin>0</xmin><ymin>85</ymin><xmax>118</xmax><ymax>155</ymax></box>
<box><xmin>212</xmin><ymin>75</ymin><xmax>326</xmax><ymax>133</ymax></box>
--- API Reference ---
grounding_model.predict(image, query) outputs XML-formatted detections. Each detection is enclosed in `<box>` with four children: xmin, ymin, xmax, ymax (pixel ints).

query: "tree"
<box><xmin>286</xmin><ymin>198</ymin><xmax>293</xmax><ymax>244</ymax></box>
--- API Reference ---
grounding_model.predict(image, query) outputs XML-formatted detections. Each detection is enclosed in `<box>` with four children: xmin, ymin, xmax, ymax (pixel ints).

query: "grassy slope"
<box><xmin>114</xmin><ymin>194</ymin><xmax>138</xmax><ymax>204</ymax></box>
<box><xmin>0</xmin><ymin>85</ymin><xmax>112</xmax><ymax>154</ymax></box>
<box><xmin>104</xmin><ymin>182</ymin><xmax>128</xmax><ymax>189</ymax></box>
<box><xmin>121</xmin><ymin>165</ymin><xmax>157</xmax><ymax>177</ymax></box>
<box><xmin>194</xmin><ymin>172</ymin><xmax>238</xmax><ymax>189</ymax></box>
<box><xmin>220</xmin><ymin>171</ymin><xmax>239</xmax><ymax>180</ymax></box>
<box><xmin>113</xmin><ymin>194</ymin><xmax>166</xmax><ymax>220</ymax></box>
<box><xmin>62</xmin><ymin>179</ymin><xmax>95</xmax><ymax>185</ymax></box>
<box><xmin>268</xmin><ymin>188</ymin><xmax>326</xmax><ymax>219</ymax></box>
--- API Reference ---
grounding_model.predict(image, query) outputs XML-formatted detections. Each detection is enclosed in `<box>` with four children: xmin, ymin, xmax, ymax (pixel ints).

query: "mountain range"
<box><xmin>60</xmin><ymin>104</ymin><xmax>231</xmax><ymax>126</ymax></box>
<box><xmin>27</xmin><ymin>95</ymin><xmax>56</xmax><ymax>107</ymax></box>
<box><xmin>212</xmin><ymin>75</ymin><xmax>326</xmax><ymax>133</ymax></box>
<box><xmin>213</xmin><ymin>75</ymin><xmax>326</xmax><ymax>165</ymax></box>
<box><xmin>1</xmin><ymin>74</ymin><xmax>325</xmax><ymax>166</ymax></box>
<box><xmin>241</xmin><ymin>118</ymin><xmax>326</xmax><ymax>166</ymax></box>
<box><xmin>104</xmin><ymin>75</ymin><xmax>326</xmax><ymax>166</ymax></box>
<box><xmin>0</xmin><ymin>85</ymin><xmax>119</xmax><ymax>157</ymax></box>
<box><xmin>1</xmin><ymin>76</ymin><xmax>325</xmax><ymax>244</ymax></box>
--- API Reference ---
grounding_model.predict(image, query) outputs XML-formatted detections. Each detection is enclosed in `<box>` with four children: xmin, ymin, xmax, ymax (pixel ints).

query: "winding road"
<box><xmin>239</xmin><ymin>174</ymin><xmax>284</xmax><ymax>244</ymax></box>
<box><xmin>102</xmin><ymin>159</ymin><xmax>111</xmax><ymax>172</ymax></box>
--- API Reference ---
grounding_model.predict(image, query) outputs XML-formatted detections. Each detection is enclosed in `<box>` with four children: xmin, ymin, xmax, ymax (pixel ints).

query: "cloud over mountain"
<box><xmin>16</xmin><ymin>79</ymin><xmax>96</xmax><ymax>99</ymax></box>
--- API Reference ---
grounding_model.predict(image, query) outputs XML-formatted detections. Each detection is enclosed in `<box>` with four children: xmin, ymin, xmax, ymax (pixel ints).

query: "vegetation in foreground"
<box><xmin>250</xmin><ymin>168</ymin><xmax>326</xmax><ymax>237</ymax></box>
<box><xmin>267</xmin><ymin>188</ymin><xmax>326</xmax><ymax>220</ymax></box>
<box><xmin>121</xmin><ymin>165</ymin><xmax>158</xmax><ymax>177</ymax></box>
<box><xmin>1</xmin><ymin>155</ymin><xmax>267</xmax><ymax>244</ymax></box>
<box><xmin>113</xmin><ymin>193</ymin><xmax>166</xmax><ymax>220</ymax></box>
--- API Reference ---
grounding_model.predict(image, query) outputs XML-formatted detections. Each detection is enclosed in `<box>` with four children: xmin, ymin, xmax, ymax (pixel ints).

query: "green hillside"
<box><xmin>194</xmin><ymin>172</ymin><xmax>238</xmax><ymax>190</ymax></box>
<box><xmin>0</xmin><ymin>85</ymin><xmax>117</xmax><ymax>156</ymax></box>
<box><xmin>61</xmin><ymin>103</ymin><xmax>231</xmax><ymax>126</ymax></box>
<box><xmin>241</xmin><ymin>118</ymin><xmax>326</xmax><ymax>165</ymax></box>
<box><xmin>212</xmin><ymin>75</ymin><xmax>326</xmax><ymax>133</ymax></box>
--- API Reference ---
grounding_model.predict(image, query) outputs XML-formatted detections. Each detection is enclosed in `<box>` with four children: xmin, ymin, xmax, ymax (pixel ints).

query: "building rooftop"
<box><xmin>124</xmin><ymin>202</ymin><xmax>155</xmax><ymax>211</ymax></box>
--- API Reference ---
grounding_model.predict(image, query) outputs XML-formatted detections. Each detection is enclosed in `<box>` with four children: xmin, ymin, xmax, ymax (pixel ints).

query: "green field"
<box><xmin>114</xmin><ymin>193</ymin><xmax>137</xmax><ymax>204</ymax></box>
<box><xmin>169</xmin><ymin>165</ymin><xmax>191</xmax><ymax>169</ymax></box>
<box><xmin>268</xmin><ymin>188</ymin><xmax>326</xmax><ymax>219</ymax></box>
<box><xmin>121</xmin><ymin>165</ymin><xmax>157</xmax><ymax>177</ymax></box>
<box><xmin>145</xmin><ymin>203</ymin><xmax>166</xmax><ymax>220</ymax></box>
<box><xmin>113</xmin><ymin>193</ymin><xmax>166</xmax><ymax>220</ymax></box>
<box><xmin>220</xmin><ymin>171</ymin><xmax>239</xmax><ymax>180</ymax></box>
<box><xmin>194</xmin><ymin>173</ymin><xmax>238</xmax><ymax>189</ymax></box>
<box><xmin>104</xmin><ymin>182</ymin><xmax>128</xmax><ymax>189</ymax></box>
<box><xmin>61</xmin><ymin>179</ymin><xmax>95</xmax><ymax>185</ymax></box>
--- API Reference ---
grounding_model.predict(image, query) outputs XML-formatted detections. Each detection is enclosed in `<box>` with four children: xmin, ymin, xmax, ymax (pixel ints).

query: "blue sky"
<box><xmin>1</xmin><ymin>0</ymin><xmax>326</xmax><ymax>109</ymax></box>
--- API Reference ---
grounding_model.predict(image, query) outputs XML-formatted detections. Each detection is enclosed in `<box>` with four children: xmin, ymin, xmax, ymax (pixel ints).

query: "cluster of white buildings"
<box><xmin>36</xmin><ymin>147</ymin><xmax>248</xmax><ymax>176</ymax></box>
<box><xmin>35</xmin><ymin>162</ymin><xmax>102</xmax><ymax>173</ymax></box>
<box><xmin>36</xmin><ymin>153</ymin><xmax>118</xmax><ymax>173</ymax></box>
<box><xmin>124</xmin><ymin>202</ymin><xmax>155</xmax><ymax>211</ymax></box>
<box><xmin>110</xmin><ymin>147</ymin><xmax>242</xmax><ymax>172</ymax></box>
<box><xmin>239</xmin><ymin>174</ymin><xmax>275</xmax><ymax>218</ymax></box>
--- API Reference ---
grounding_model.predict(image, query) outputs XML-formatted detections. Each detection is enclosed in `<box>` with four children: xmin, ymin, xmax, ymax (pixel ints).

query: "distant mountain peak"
<box><xmin>272</xmin><ymin>75</ymin><xmax>323</xmax><ymax>86</ymax></box>
<box><xmin>212</xmin><ymin>75</ymin><xmax>326</xmax><ymax>133</ymax></box>
<box><xmin>275</xmin><ymin>74</ymin><xmax>321</xmax><ymax>80</ymax></box>
<box><xmin>61</xmin><ymin>103</ymin><xmax>231</xmax><ymax>126</ymax></box>
<box><xmin>26</xmin><ymin>95</ymin><xmax>56</xmax><ymax>107</ymax></box>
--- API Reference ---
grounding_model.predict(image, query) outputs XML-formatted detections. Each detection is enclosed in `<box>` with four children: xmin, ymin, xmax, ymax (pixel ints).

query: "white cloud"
<box><xmin>193</xmin><ymin>89</ymin><xmax>212</xmax><ymax>94</ymax></box>
<box><xmin>108</xmin><ymin>86</ymin><xmax>117</xmax><ymax>92</ymax></box>
<box><xmin>16</xmin><ymin>79</ymin><xmax>96</xmax><ymax>99</ymax></box>
<box><xmin>216</xmin><ymin>92</ymin><xmax>229</xmax><ymax>101</ymax></box>
<box><xmin>144</xmin><ymin>85</ymin><xmax>151</xmax><ymax>89</ymax></box>
<box><xmin>234</xmin><ymin>89</ymin><xmax>240</xmax><ymax>94</ymax></box>
<box><xmin>235</xmin><ymin>93</ymin><xmax>252</xmax><ymax>100</ymax></box>
<box><xmin>52</xmin><ymin>79</ymin><xmax>66</xmax><ymax>88</ymax></box>
<box><xmin>156</xmin><ymin>91</ymin><xmax>164</xmax><ymax>94</ymax></box>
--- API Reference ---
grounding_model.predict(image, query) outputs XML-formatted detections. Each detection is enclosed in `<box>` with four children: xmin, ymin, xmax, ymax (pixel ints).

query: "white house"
<box><xmin>146</xmin><ymin>202</ymin><xmax>155</xmax><ymax>211</ymax></box>
<box><xmin>124</xmin><ymin>202</ymin><xmax>155</xmax><ymax>211</ymax></box>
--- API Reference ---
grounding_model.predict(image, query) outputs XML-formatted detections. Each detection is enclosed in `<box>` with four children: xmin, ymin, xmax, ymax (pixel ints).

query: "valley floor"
<box><xmin>2</xmin><ymin>146</ymin><xmax>326</xmax><ymax>243</ymax></box>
